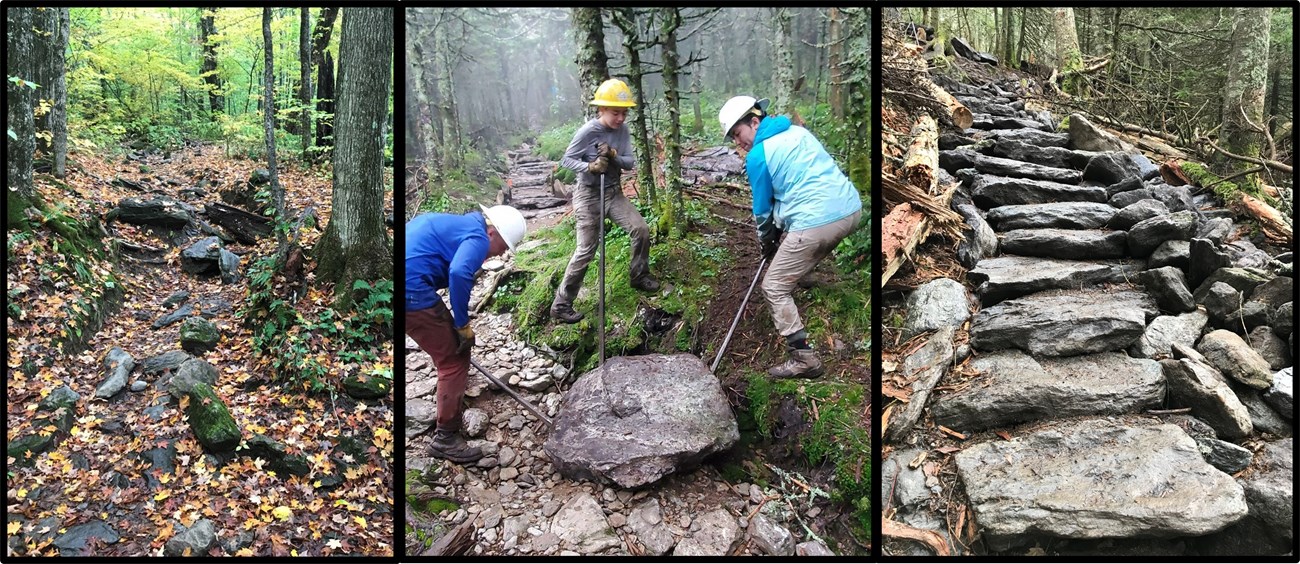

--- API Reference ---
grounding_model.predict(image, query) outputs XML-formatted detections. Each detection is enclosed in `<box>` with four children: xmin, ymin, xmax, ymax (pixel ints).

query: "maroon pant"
<box><xmin>406</xmin><ymin>300</ymin><xmax>467</xmax><ymax>430</ymax></box>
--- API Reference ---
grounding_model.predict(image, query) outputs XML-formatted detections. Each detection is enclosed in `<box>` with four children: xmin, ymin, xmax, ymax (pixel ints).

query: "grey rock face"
<box><xmin>543</xmin><ymin>354</ymin><xmax>738</xmax><ymax>488</ymax></box>
<box><xmin>988</xmin><ymin>139</ymin><xmax>1095</xmax><ymax>169</ymax></box>
<box><xmin>955</xmin><ymin>417</ymin><xmax>1247</xmax><ymax>551</ymax></box>
<box><xmin>117</xmin><ymin>196</ymin><xmax>193</xmax><ymax>228</ymax></box>
<box><xmin>1107</xmin><ymin>199</ymin><xmax>1169</xmax><ymax>231</ymax></box>
<box><xmin>53</xmin><ymin>521</ymin><xmax>121</xmax><ymax>554</ymax></box>
<box><xmin>882</xmin><ymin>448</ymin><xmax>931</xmax><ymax>510</ymax></box>
<box><xmin>1195</xmin><ymin>437</ymin><xmax>1254</xmax><ymax>474</ymax></box>
<box><xmin>1188</xmin><ymin>239</ymin><xmax>1232</xmax><ymax>289</ymax></box>
<box><xmin>153</xmin><ymin>304</ymin><xmax>195</xmax><ymax>330</ymax></box>
<box><xmin>1148</xmin><ymin>240</ymin><xmax>1190</xmax><ymax>271</ymax></box>
<box><xmin>462</xmin><ymin>407</ymin><xmax>489</xmax><ymax>438</ymax></box>
<box><xmin>902</xmin><ymin>278</ymin><xmax>971</xmax><ymax>339</ymax></box>
<box><xmin>970</xmin><ymin>289</ymin><xmax>1156</xmax><ymax>356</ymax></box>
<box><xmin>1270</xmin><ymin>302</ymin><xmax>1292</xmax><ymax>336</ymax></box>
<box><xmin>1241</xmin><ymin>440</ymin><xmax>1294</xmax><ymax>533</ymax></box>
<box><xmin>1197</xmin><ymin>330</ymin><xmax>1274</xmax><ymax>389</ymax></box>
<box><xmin>1068</xmin><ymin>113</ymin><xmax>1136</xmax><ymax>152</ymax></box>
<box><xmin>1264</xmin><ymin>367</ymin><xmax>1293</xmax><ymax>419</ymax></box>
<box><xmin>1192</xmin><ymin>267</ymin><xmax>1272</xmax><ymax>304</ymax></box>
<box><xmin>940</xmin><ymin>148</ymin><xmax>1082</xmax><ymax>183</ymax></box>
<box><xmin>405</xmin><ymin>399</ymin><xmax>435</xmax><ymax>438</ymax></box>
<box><xmin>1247</xmin><ymin>326</ymin><xmax>1290</xmax><ymax>370</ymax></box>
<box><xmin>978</xmin><ymin>128</ymin><xmax>1070</xmax><ymax>148</ymax></box>
<box><xmin>1236</xmin><ymin>385</ymin><xmax>1294</xmax><ymax>437</ymax></box>
<box><xmin>1129</xmin><ymin>310</ymin><xmax>1208</xmax><ymax>358</ymax></box>
<box><xmin>1082</xmin><ymin>151</ymin><xmax>1158</xmax><ymax>185</ymax></box>
<box><xmin>966</xmin><ymin>172</ymin><xmax>1109</xmax><ymax>208</ymax></box>
<box><xmin>999</xmin><ymin>228</ymin><xmax>1127</xmax><ymax>260</ymax></box>
<box><xmin>96</xmin><ymin>347</ymin><xmax>136</xmax><ymax>399</ymax></box>
<box><xmin>549</xmin><ymin>491</ymin><xmax>620</xmax><ymax>553</ymax></box>
<box><xmin>39</xmin><ymin>385</ymin><xmax>80</xmax><ymax>412</ymax></box>
<box><xmin>933</xmin><ymin>351</ymin><xmax>1163</xmax><ymax>432</ymax></box>
<box><xmin>954</xmin><ymin>203</ymin><xmax>998</xmax><ymax>269</ymax></box>
<box><xmin>218</xmin><ymin>249</ymin><xmax>240</xmax><ymax>284</ymax></box>
<box><xmin>164</xmin><ymin>518</ymin><xmax>216</xmax><ymax>557</ymax></box>
<box><xmin>1160</xmin><ymin>358</ymin><xmax>1254</xmax><ymax>439</ymax></box>
<box><xmin>626</xmin><ymin>498</ymin><xmax>676</xmax><ymax>556</ymax></box>
<box><xmin>884</xmin><ymin>327</ymin><xmax>955</xmax><ymax>442</ymax></box>
<box><xmin>179</xmin><ymin>316</ymin><xmax>220</xmax><ymax>355</ymax></box>
<box><xmin>986</xmin><ymin>202</ymin><xmax>1115</xmax><ymax>231</ymax></box>
<box><xmin>1195</xmin><ymin>217</ymin><xmax>1233</xmax><ymax>245</ymax></box>
<box><xmin>165</xmin><ymin>358</ymin><xmax>219</xmax><ymax>399</ymax></box>
<box><xmin>1127</xmin><ymin>210</ymin><xmax>1199</xmax><ymax>257</ymax></box>
<box><xmin>244</xmin><ymin>434</ymin><xmax>310</xmax><ymax>477</ymax></box>
<box><xmin>747</xmin><ymin>514</ymin><xmax>794</xmax><ymax>556</ymax></box>
<box><xmin>796</xmin><ymin>540</ymin><xmax>836</xmax><ymax>556</ymax></box>
<box><xmin>1137</xmin><ymin>266</ymin><xmax>1196</xmax><ymax>313</ymax></box>
<box><xmin>1200</xmin><ymin>282</ymin><xmax>1242</xmax><ymax>329</ymax></box>
<box><xmin>181</xmin><ymin>236</ymin><xmax>225</xmax><ymax>275</ymax></box>
<box><xmin>675</xmin><ymin>508</ymin><xmax>742</xmax><ymax>556</ymax></box>
<box><xmin>969</xmin><ymin>256</ymin><xmax>1143</xmax><ymax>305</ymax></box>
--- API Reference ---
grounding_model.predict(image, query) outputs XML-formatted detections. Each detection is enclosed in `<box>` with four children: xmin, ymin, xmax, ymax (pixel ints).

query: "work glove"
<box><xmin>760</xmin><ymin>230</ymin><xmax>782</xmax><ymax>260</ymax></box>
<box><xmin>455</xmin><ymin>325</ymin><xmax>476</xmax><ymax>356</ymax></box>
<box><xmin>596</xmin><ymin>142</ymin><xmax>618</xmax><ymax>159</ymax></box>
<box><xmin>587</xmin><ymin>155</ymin><xmax>609</xmax><ymax>174</ymax></box>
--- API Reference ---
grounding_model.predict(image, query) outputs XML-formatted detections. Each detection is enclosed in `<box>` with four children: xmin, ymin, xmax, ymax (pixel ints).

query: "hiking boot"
<box><xmin>551</xmin><ymin>302</ymin><xmax>585</xmax><ymax>324</ymax></box>
<box><xmin>429</xmin><ymin>427</ymin><xmax>483</xmax><ymax>464</ymax></box>
<box><xmin>768</xmin><ymin>348</ymin><xmax>824</xmax><ymax>379</ymax></box>
<box><xmin>631</xmin><ymin>275</ymin><xmax>661</xmax><ymax>292</ymax></box>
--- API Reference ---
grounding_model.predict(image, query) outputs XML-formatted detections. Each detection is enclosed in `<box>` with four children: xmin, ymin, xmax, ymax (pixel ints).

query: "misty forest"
<box><xmin>405</xmin><ymin>7</ymin><xmax>872</xmax><ymax>557</ymax></box>
<box><xmin>7</xmin><ymin>7</ymin><xmax>394</xmax><ymax>557</ymax></box>
<box><xmin>878</xmin><ymin>7</ymin><xmax>1293</xmax><ymax>557</ymax></box>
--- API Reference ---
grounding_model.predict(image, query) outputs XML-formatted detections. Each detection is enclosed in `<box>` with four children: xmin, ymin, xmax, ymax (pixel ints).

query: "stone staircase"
<box><xmin>884</xmin><ymin>74</ymin><xmax>1293</xmax><ymax>556</ymax></box>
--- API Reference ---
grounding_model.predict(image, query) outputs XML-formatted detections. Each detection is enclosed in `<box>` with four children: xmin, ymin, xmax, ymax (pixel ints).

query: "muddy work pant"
<box><xmin>763</xmin><ymin>210</ymin><xmax>862</xmax><ymax>338</ymax></box>
<box><xmin>406</xmin><ymin>300</ymin><xmax>469</xmax><ymax>431</ymax></box>
<box><xmin>553</xmin><ymin>181</ymin><xmax>652</xmax><ymax>307</ymax></box>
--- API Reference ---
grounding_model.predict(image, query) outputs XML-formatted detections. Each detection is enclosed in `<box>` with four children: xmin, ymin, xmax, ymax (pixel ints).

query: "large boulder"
<box><xmin>179</xmin><ymin>317</ymin><xmax>220</xmax><ymax>355</ymax></box>
<box><xmin>977</xmin><ymin>128</ymin><xmax>1070</xmax><ymax>148</ymax></box>
<box><xmin>1197</xmin><ymin>329</ymin><xmax>1274</xmax><ymax>389</ymax></box>
<box><xmin>1192</xmin><ymin>267</ymin><xmax>1272</xmax><ymax>304</ymax></box>
<box><xmin>53</xmin><ymin>521</ymin><xmax>121</xmax><ymax>555</ymax></box>
<box><xmin>1082</xmin><ymin>151</ymin><xmax>1159</xmax><ymax>185</ymax></box>
<box><xmin>184</xmin><ymin>382</ymin><xmax>241</xmax><ymax>452</ymax></box>
<box><xmin>988</xmin><ymin>139</ymin><xmax>1095</xmax><ymax>169</ymax></box>
<box><xmin>1137</xmin><ymin>266</ymin><xmax>1195</xmax><ymax>313</ymax></box>
<box><xmin>180</xmin><ymin>236</ymin><xmax>225</xmax><ymax>276</ymax></box>
<box><xmin>901</xmin><ymin>278</ymin><xmax>970</xmax><ymax>339</ymax></box>
<box><xmin>969</xmin><ymin>288</ymin><xmax>1156</xmax><ymax>356</ymax></box>
<box><xmin>986</xmin><ymin>202</ymin><xmax>1115</xmax><ymax>231</ymax></box>
<box><xmin>1160</xmin><ymin>358</ymin><xmax>1253</xmax><ymax>439</ymax></box>
<box><xmin>95</xmin><ymin>347</ymin><xmax>135</xmax><ymax>399</ymax></box>
<box><xmin>543</xmin><ymin>354</ymin><xmax>738</xmax><ymax>488</ymax></box>
<box><xmin>1148</xmin><ymin>240</ymin><xmax>1190</xmax><ymax>271</ymax></box>
<box><xmin>1067</xmin><ymin>113</ymin><xmax>1136</xmax><ymax>152</ymax></box>
<box><xmin>164</xmin><ymin>518</ymin><xmax>216</xmax><ymax>557</ymax></box>
<box><xmin>117</xmin><ymin>196</ymin><xmax>193</xmax><ymax>228</ymax></box>
<box><xmin>1188</xmin><ymin>239</ymin><xmax>1233</xmax><ymax>289</ymax></box>
<box><xmin>933</xmin><ymin>351</ymin><xmax>1163</xmax><ymax>432</ymax></box>
<box><xmin>955</xmin><ymin>417</ymin><xmax>1247</xmax><ymax>551</ymax></box>
<box><xmin>1107</xmin><ymin>199</ymin><xmax>1169</xmax><ymax>231</ymax></box>
<box><xmin>961</xmin><ymin>171</ymin><xmax>1108</xmax><ymax>208</ymax></box>
<box><xmin>939</xmin><ymin>148</ymin><xmax>1081</xmax><ymax>183</ymax></box>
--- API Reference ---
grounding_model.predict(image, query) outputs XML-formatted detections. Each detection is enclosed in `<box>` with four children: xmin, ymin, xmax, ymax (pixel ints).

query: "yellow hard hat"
<box><xmin>590</xmin><ymin>79</ymin><xmax>636</xmax><ymax>108</ymax></box>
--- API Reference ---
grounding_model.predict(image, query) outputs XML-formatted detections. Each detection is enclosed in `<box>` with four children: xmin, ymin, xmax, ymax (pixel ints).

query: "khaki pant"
<box><xmin>554</xmin><ymin>182</ymin><xmax>651</xmax><ymax>306</ymax></box>
<box><xmin>763</xmin><ymin>210</ymin><xmax>862</xmax><ymax>337</ymax></box>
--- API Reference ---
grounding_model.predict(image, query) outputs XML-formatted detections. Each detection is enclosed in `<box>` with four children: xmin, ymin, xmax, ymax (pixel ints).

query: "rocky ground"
<box><xmin>881</xmin><ymin>58</ymin><xmax>1293</xmax><ymax>557</ymax></box>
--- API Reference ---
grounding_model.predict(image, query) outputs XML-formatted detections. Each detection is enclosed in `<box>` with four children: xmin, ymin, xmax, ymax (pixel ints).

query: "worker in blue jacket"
<box><xmin>719</xmin><ymin>95</ymin><xmax>863</xmax><ymax>379</ymax></box>
<box><xmin>406</xmin><ymin>205</ymin><xmax>526</xmax><ymax>463</ymax></box>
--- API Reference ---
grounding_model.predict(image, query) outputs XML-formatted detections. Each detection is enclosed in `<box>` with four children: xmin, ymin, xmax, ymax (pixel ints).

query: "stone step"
<box><xmin>970</xmin><ymin>128</ymin><xmax>1069</xmax><ymax>148</ymax></box>
<box><xmin>968</xmin><ymin>255</ymin><xmax>1144</xmax><ymax>305</ymax></box>
<box><xmin>969</xmin><ymin>287</ymin><xmax>1157</xmax><ymax>356</ymax></box>
<box><xmin>932</xmin><ymin>351</ymin><xmax>1163</xmax><ymax>432</ymax></box>
<box><xmin>954</xmin><ymin>417</ymin><xmax>1247</xmax><ymax>551</ymax></box>
<box><xmin>970</xmin><ymin>114</ymin><xmax>1053</xmax><ymax>132</ymax></box>
<box><xmin>986</xmin><ymin>202</ymin><xmax>1116</xmax><ymax>231</ymax></box>
<box><xmin>998</xmin><ymin>228</ymin><xmax>1128</xmax><ymax>260</ymax></box>
<box><xmin>959</xmin><ymin>171</ymin><xmax>1109</xmax><ymax>208</ymax></box>
<box><xmin>987</xmin><ymin>138</ymin><xmax>1096</xmax><ymax>170</ymax></box>
<box><xmin>940</xmin><ymin>149</ymin><xmax>1082</xmax><ymax>184</ymax></box>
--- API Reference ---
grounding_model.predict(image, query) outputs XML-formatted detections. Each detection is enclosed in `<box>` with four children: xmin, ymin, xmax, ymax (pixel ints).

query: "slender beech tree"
<box><xmin>262</xmin><ymin>7</ymin><xmax>286</xmax><ymax>244</ymax></box>
<box><xmin>572</xmin><ymin>7</ymin><xmax>610</xmax><ymax>119</ymax></box>
<box><xmin>609</xmin><ymin>8</ymin><xmax>657</xmax><ymax>201</ymax></box>
<box><xmin>199</xmin><ymin>7</ymin><xmax>223</xmax><ymax>115</ymax></box>
<box><xmin>300</xmin><ymin>8</ymin><xmax>312</xmax><ymax>160</ymax></box>
<box><xmin>1220</xmin><ymin>7</ymin><xmax>1272</xmax><ymax>190</ymax></box>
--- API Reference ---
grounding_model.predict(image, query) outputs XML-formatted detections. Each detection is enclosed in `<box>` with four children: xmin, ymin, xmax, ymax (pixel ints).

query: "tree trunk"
<box><xmin>1003</xmin><ymin>7</ymin><xmax>1015</xmax><ymax>65</ymax></box>
<box><xmin>993</xmin><ymin>8</ymin><xmax>1002</xmax><ymax>60</ymax></box>
<box><xmin>434</xmin><ymin>14</ymin><xmax>462</xmax><ymax>171</ymax></box>
<box><xmin>659</xmin><ymin>7</ymin><xmax>684</xmax><ymax>225</ymax></box>
<box><xmin>31</xmin><ymin>7</ymin><xmax>62</xmax><ymax>160</ymax></box>
<box><xmin>262</xmin><ymin>8</ymin><xmax>286</xmax><ymax>236</ymax></box>
<box><xmin>828</xmin><ymin>8</ymin><xmax>845</xmax><ymax>120</ymax></box>
<box><xmin>1108</xmin><ymin>8</ymin><xmax>1122</xmax><ymax>85</ymax></box>
<box><xmin>316</xmin><ymin>7</ymin><xmax>394</xmax><ymax>307</ymax></box>
<box><xmin>610</xmin><ymin>8</ymin><xmax>656</xmax><ymax>202</ymax></box>
<box><xmin>49</xmin><ymin>9</ymin><xmax>69</xmax><ymax>178</ymax></box>
<box><xmin>772</xmin><ymin>8</ymin><xmax>795</xmax><ymax>115</ymax></box>
<box><xmin>1220</xmin><ymin>7</ymin><xmax>1272</xmax><ymax>190</ymax></box>
<box><xmin>7</xmin><ymin>7</ymin><xmax>39</xmax><ymax>228</ymax></box>
<box><xmin>312</xmin><ymin>8</ymin><xmax>339</xmax><ymax>153</ymax></box>
<box><xmin>300</xmin><ymin>8</ymin><xmax>313</xmax><ymax>160</ymax></box>
<box><xmin>1053</xmin><ymin>8</ymin><xmax>1083</xmax><ymax>93</ymax></box>
<box><xmin>572</xmin><ymin>7</ymin><xmax>610</xmax><ymax>119</ymax></box>
<box><xmin>199</xmin><ymin>7</ymin><xmax>223</xmax><ymax>116</ymax></box>
<box><xmin>843</xmin><ymin>8</ymin><xmax>871</xmax><ymax>196</ymax></box>
<box><xmin>1017</xmin><ymin>8</ymin><xmax>1028</xmax><ymax>67</ymax></box>
<box><xmin>690</xmin><ymin>71</ymin><xmax>704</xmax><ymax>135</ymax></box>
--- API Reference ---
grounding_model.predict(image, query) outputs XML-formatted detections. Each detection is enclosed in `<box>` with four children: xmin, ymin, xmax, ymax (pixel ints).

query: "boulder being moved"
<box><xmin>543</xmin><ymin>353</ymin><xmax>738</xmax><ymax>489</ymax></box>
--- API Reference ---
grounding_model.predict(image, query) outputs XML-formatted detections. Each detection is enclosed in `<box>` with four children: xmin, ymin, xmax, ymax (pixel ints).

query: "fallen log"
<box><xmin>204</xmin><ymin>202</ymin><xmax>273</xmax><ymax>244</ymax></box>
<box><xmin>1238</xmin><ymin>193</ymin><xmax>1292</xmax><ymax>246</ymax></box>
<box><xmin>882</xmin><ymin>202</ymin><xmax>928</xmax><ymax>285</ymax></box>
<box><xmin>882</xmin><ymin>174</ymin><xmax>964</xmax><ymax>285</ymax></box>
<box><xmin>902</xmin><ymin>114</ymin><xmax>939</xmax><ymax>194</ymax></box>
<box><xmin>925</xmin><ymin>80</ymin><xmax>973</xmax><ymax>130</ymax></box>
<box><xmin>422</xmin><ymin>520</ymin><xmax>475</xmax><ymax>556</ymax></box>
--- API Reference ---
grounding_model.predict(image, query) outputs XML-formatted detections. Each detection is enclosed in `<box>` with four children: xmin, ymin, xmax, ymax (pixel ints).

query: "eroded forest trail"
<box><xmin>403</xmin><ymin>144</ymin><xmax>870</xmax><ymax>556</ymax></box>
<box><xmin>7</xmin><ymin>146</ymin><xmax>393</xmax><ymax>557</ymax></box>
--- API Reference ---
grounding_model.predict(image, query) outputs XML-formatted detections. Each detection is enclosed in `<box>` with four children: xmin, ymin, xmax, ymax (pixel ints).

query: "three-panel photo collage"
<box><xmin>3</xmin><ymin>3</ymin><xmax>1296</xmax><ymax>560</ymax></box>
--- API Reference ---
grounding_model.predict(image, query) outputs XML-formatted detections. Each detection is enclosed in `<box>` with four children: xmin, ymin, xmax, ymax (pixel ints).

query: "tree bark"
<box><xmin>659</xmin><ymin>7</ymin><xmax>684</xmax><ymax>216</ymax></box>
<box><xmin>199</xmin><ymin>7</ymin><xmax>223</xmax><ymax>116</ymax></box>
<box><xmin>262</xmin><ymin>8</ymin><xmax>286</xmax><ymax>237</ymax></box>
<box><xmin>842</xmin><ymin>8</ymin><xmax>871</xmax><ymax>198</ymax></box>
<box><xmin>1220</xmin><ymin>7</ymin><xmax>1271</xmax><ymax>189</ymax></box>
<box><xmin>903</xmin><ymin>114</ymin><xmax>939</xmax><ymax>193</ymax></box>
<box><xmin>300</xmin><ymin>8</ymin><xmax>313</xmax><ymax>160</ymax></box>
<box><xmin>7</xmin><ymin>7</ymin><xmax>39</xmax><ymax>227</ymax></box>
<box><xmin>1053</xmin><ymin>8</ymin><xmax>1083</xmax><ymax>93</ymax></box>
<box><xmin>316</xmin><ymin>7</ymin><xmax>394</xmax><ymax>307</ymax></box>
<box><xmin>311</xmin><ymin>8</ymin><xmax>339</xmax><ymax>153</ymax></box>
<box><xmin>31</xmin><ymin>7</ymin><xmax>64</xmax><ymax>162</ymax></box>
<box><xmin>572</xmin><ymin>7</ymin><xmax>610</xmax><ymax>119</ymax></box>
<box><xmin>48</xmin><ymin>9</ymin><xmax>70</xmax><ymax>178</ymax></box>
<box><xmin>610</xmin><ymin>8</ymin><xmax>656</xmax><ymax>201</ymax></box>
<box><xmin>1002</xmin><ymin>7</ymin><xmax>1014</xmax><ymax>65</ymax></box>
<box><xmin>828</xmin><ymin>8</ymin><xmax>845</xmax><ymax>120</ymax></box>
<box><xmin>772</xmin><ymin>8</ymin><xmax>795</xmax><ymax>115</ymax></box>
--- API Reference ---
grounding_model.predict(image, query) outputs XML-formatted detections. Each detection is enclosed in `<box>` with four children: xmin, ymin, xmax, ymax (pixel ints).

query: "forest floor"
<box><xmin>6</xmin><ymin>145</ymin><xmax>394</xmax><ymax>556</ymax></box>
<box><xmin>404</xmin><ymin>146</ymin><xmax>871</xmax><ymax>556</ymax></box>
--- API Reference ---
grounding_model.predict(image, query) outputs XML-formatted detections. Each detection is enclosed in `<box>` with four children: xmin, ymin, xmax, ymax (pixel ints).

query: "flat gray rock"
<box><xmin>976</xmin><ymin>128</ymin><xmax>1070</xmax><ymax>147</ymax></box>
<box><xmin>95</xmin><ymin>347</ymin><xmax>135</xmax><ymax>399</ymax></box>
<box><xmin>1107</xmin><ymin>199</ymin><xmax>1169</xmax><ymax>231</ymax></box>
<box><xmin>1161</xmin><ymin>358</ymin><xmax>1253</xmax><ymax>439</ymax></box>
<box><xmin>1264</xmin><ymin>367</ymin><xmax>1293</xmax><ymax>419</ymax></box>
<box><xmin>902</xmin><ymin>278</ymin><xmax>970</xmax><ymax>339</ymax></box>
<box><xmin>1129</xmin><ymin>309</ymin><xmax>1208</xmax><ymax>358</ymax></box>
<box><xmin>1137</xmin><ymin>266</ymin><xmax>1195</xmax><ymax>313</ymax></box>
<box><xmin>968</xmin><ymin>256</ymin><xmax>1144</xmax><ymax>305</ymax></box>
<box><xmin>882</xmin><ymin>448</ymin><xmax>931</xmax><ymax>511</ymax></box>
<box><xmin>626</xmin><ymin>498</ymin><xmax>676</xmax><ymax>556</ymax></box>
<box><xmin>1237</xmin><ymin>385</ymin><xmax>1293</xmax><ymax>437</ymax></box>
<box><xmin>940</xmin><ymin>148</ymin><xmax>1082</xmax><ymax>183</ymax></box>
<box><xmin>884</xmin><ymin>327</ymin><xmax>955</xmax><ymax>443</ymax></box>
<box><xmin>1148</xmin><ymin>240</ymin><xmax>1190</xmax><ymax>271</ymax></box>
<box><xmin>988</xmin><ymin>138</ymin><xmax>1094</xmax><ymax>169</ymax></box>
<box><xmin>1192</xmin><ymin>267</ymin><xmax>1272</xmax><ymax>304</ymax></box>
<box><xmin>1247</xmin><ymin>326</ymin><xmax>1290</xmax><ymax>370</ymax></box>
<box><xmin>933</xmin><ymin>351</ymin><xmax>1163</xmax><ymax>432</ymax></box>
<box><xmin>970</xmin><ymin>288</ymin><xmax>1157</xmax><ymax>357</ymax></box>
<box><xmin>549</xmin><ymin>491</ymin><xmax>620</xmax><ymax>553</ymax></box>
<box><xmin>1068</xmin><ymin>113</ymin><xmax>1135</xmax><ymax>152</ymax></box>
<box><xmin>965</xmin><ymin>172</ymin><xmax>1109</xmax><ymax>208</ymax></box>
<box><xmin>1240</xmin><ymin>439</ymin><xmax>1293</xmax><ymax>533</ymax></box>
<box><xmin>955</xmin><ymin>417</ymin><xmax>1247</xmax><ymax>551</ymax></box>
<box><xmin>543</xmin><ymin>353</ymin><xmax>738</xmax><ymax>488</ymax></box>
<box><xmin>675</xmin><ymin>507</ymin><xmax>742</xmax><ymax>556</ymax></box>
<box><xmin>986</xmin><ymin>202</ymin><xmax>1115</xmax><ymax>231</ymax></box>
<box><xmin>1127</xmin><ymin>210</ymin><xmax>1198</xmax><ymax>257</ymax></box>
<box><xmin>1197</xmin><ymin>330</ymin><xmax>1274</xmax><ymax>390</ymax></box>
<box><xmin>999</xmin><ymin>228</ymin><xmax>1127</xmax><ymax>260</ymax></box>
<box><xmin>1196</xmin><ymin>437</ymin><xmax>1253</xmax><ymax>474</ymax></box>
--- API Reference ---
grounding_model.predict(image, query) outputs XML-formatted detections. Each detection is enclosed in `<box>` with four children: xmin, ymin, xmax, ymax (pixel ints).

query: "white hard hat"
<box><xmin>480</xmin><ymin>205</ymin><xmax>527</xmax><ymax>251</ymax></box>
<box><xmin>718</xmin><ymin>96</ymin><xmax>770</xmax><ymax>140</ymax></box>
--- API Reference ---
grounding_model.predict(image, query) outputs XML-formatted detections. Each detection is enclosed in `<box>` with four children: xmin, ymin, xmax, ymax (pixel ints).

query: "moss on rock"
<box><xmin>185</xmin><ymin>382</ymin><xmax>241</xmax><ymax>452</ymax></box>
<box><xmin>179</xmin><ymin>316</ymin><xmax>221</xmax><ymax>355</ymax></box>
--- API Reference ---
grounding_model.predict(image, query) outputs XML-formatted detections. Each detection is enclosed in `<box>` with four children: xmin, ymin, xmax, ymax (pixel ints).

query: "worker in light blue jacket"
<box><xmin>406</xmin><ymin>205</ymin><xmax>526</xmax><ymax>463</ymax></box>
<box><xmin>719</xmin><ymin>95</ymin><xmax>863</xmax><ymax>379</ymax></box>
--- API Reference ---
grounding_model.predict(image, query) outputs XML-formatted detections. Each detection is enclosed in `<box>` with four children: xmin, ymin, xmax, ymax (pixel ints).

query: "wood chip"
<box><xmin>995</xmin><ymin>430</ymin><xmax>1013</xmax><ymax>441</ymax></box>
<box><xmin>938</xmin><ymin>425</ymin><xmax>967</xmax><ymax>440</ymax></box>
<box><xmin>883</xmin><ymin>517</ymin><xmax>951</xmax><ymax>556</ymax></box>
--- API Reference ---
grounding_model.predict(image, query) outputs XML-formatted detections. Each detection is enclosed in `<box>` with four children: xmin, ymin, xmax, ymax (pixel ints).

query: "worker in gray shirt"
<box><xmin>551</xmin><ymin>78</ymin><xmax>660</xmax><ymax>323</ymax></box>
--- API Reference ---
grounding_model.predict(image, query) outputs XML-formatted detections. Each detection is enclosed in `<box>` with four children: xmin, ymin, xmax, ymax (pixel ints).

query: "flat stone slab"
<box><xmin>543</xmin><ymin>353</ymin><xmax>739</xmax><ymax>488</ymax></box>
<box><xmin>968</xmin><ymin>256</ymin><xmax>1144</xmax><ymax>305</ymax></box>
<box><xmin>940</xmin><ymin>149</ymin><xmax>1083</xmax><ymax>184</ymax></box>
<box><xmin>970</xmin><ymin>288</ymin><xmax>1157</xmax><ymax>357</ymax></box>
<box><xmin>999</xmin><ymin>228</ymin><xmax>1127</xmax><ymax>260</ymax></box>
<box><xmin>974</xmin><ymin>128</ymin><xmax>1070</xmax><ymax>147</ymax></box>
<box><xmin>988</xmin><ymin>138</ymin><xmax>1096</xmax><ymax>170</ymax></box>
<box><xmin>986</xmin><ymin>202</ymin><xmax>1116</xmax><ymax>231</ymax></box>
<box><xmin>884</xmin><ymin>326</ymin><xmax>955</xmax><ymax>443</ymax></box>
<box><xmin>932</xmin><ymin>351</ymin><xmax>1163</xmax><ymax>432</ymax></box>
<box><xmin>965</xmin><ymin>172</ymin><xmax>1110</xmax><ymax>208</ymax></box>
<box><xmin>955</xmin><ymin>417</ymin><xmax>1248</xmax><ymax>550</ymax></box>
